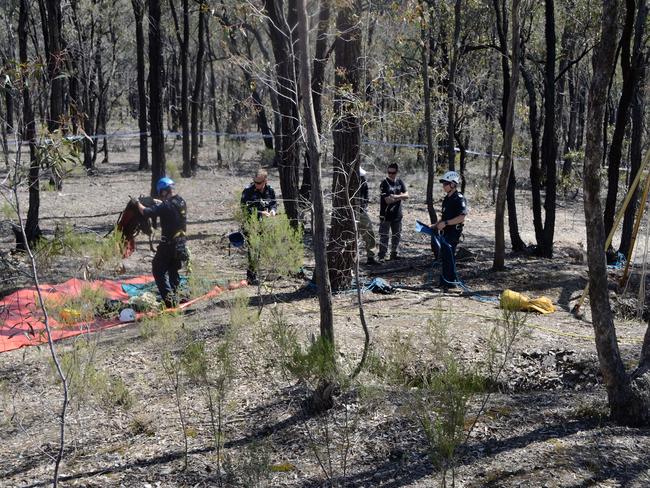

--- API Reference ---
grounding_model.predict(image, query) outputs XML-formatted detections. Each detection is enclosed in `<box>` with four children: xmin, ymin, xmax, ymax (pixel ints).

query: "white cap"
<box><xmin>119</xmin><ymin>308</ymin><xmax>136</xmax><ymax>322</ymax></box>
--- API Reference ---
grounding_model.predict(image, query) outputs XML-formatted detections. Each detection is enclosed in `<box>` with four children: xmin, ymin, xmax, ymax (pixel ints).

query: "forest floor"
<box><xmin>1</xmin><ymin>141</ymin><xmax>650</xmax><ymax>487</ymax></box>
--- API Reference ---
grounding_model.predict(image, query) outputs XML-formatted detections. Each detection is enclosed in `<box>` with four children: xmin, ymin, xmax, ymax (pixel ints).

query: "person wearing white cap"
<box><xmin>357</xmin><ymin>167</ymin><xmax>377</xmax><ymax>264</ymax></box>
<box><xmin>429</xmin><ymin>171</ymin><xmax>468</xmax><ymax>288</ymax></box>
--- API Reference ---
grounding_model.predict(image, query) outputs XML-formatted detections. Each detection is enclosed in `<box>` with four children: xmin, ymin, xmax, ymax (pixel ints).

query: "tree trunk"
<box><xmin>149</xmin><ymin>0</ymin><xmax>166</xmax><ymax>196</ymax></box>
<box><xmin>604</xmin><ymin>0</ymin><xmax>638</xmax><ymax>240</ymax></box>
<box><xmin>446</xmin><ymin>0</ymin><xmax>462</xmax><ymax>171</ymax></box>
<box><xmin>20</xmin><ymin>0</ymin><xmax>41</xmax><ymax>246</ymax></box>
<box><xmin>539</xmin><ymin>0</ymin><xmax>558</xmax><ymax>258</ymax></box>
<box><xmin>190</xmin><ymin>7</ymin><xmax>206</xmax><ymax>174</ymax></box>
<box><xmin>169</xmin><ymin>0</ymin><xmax>190</xmax><ymax>177</ymax></box>
<box><xmin>493</xmin><ymin>0</ymin><xmax>526</xmax><ymax>252</ymax></box>
<box><xmin>422</xmin><ymin>6</ymin><xmax>438</xmax><ymax>224</ymax></box>
<box><xmin>132</xmin><ymin>0</ymin><xmax>149</xmax><ymax>171</ymax></box>
<box><xmin>619</xmin><ymin>0</ymin><xmax>647</xmax><ymax>258</ymax></box>
<box><xmin>297</xmin><ymin>0</ymin><xmax>334</xmax><ymax>348</ymax></box>
<box><xmin>494</xmin><ymin>0</ymin><xmax>521</xmax><ymax>270</ymax></box>
<box><xmin>327</xmin><ymin>3</ymin><xmax>361</xmax><ymax>291</ymax></box>
<box><xmin>522</xmin><ymin>64</ymin><xmax>545</xmax><ymax>249</ymax></box>
<box><xmin>506</xmin><ymin>165</ymin><xmax>526</xmax><ymax>251</ymax></box>
<box><xmin>44</xmin><ymin>0</ymin><xmax>64</xmax><ymax>133</ymax></box>
<box><xmin>264</xmin><ymin>0</ymin><xmax>301</xmax><ymax>224</ymax></box>
<box><xmin>300</xmin><ymin>0</ymin><xmax>331</xmax><ymax>203</ymax></box>
<box><xmin>584</xmin><ymin>0</ymin><xmax>650</xmax><ymax>426</ymax></box>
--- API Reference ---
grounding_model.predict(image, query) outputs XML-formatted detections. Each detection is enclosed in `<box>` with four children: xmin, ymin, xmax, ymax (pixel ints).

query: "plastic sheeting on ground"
<box><xmin>500</xmin><ymin>289</ymin><xmax>555</xmax><ymax>314</ymax></box>
<box><xmin>0</xmin><ymin>275</ymin><xmax>247</xmax><ymax>353</ymax></box>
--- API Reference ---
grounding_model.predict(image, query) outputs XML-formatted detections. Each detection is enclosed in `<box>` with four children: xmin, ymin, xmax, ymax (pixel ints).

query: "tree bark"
<box><xmin>494</xmin><ymin>0</ymin><xmax>521</xmax><ymax>270</ymax></box>
<box><xmin>327</xmin><ymin>2</ymin><xmax>362</xmax><ymax>291</ymax></box>
<box><xmin>132</xmin><ymin>0</ymin><xmax>149</xmax><ymax>171</ymax></box>
<box><xmin>584</xmin><ymin>0</ymin><xmax>650</xmax><ymax>426</ymax></box>
<box><xmin>148</xmin><ymin>0</ymin><xmax>166</xmax><ymax>196</ymax></box>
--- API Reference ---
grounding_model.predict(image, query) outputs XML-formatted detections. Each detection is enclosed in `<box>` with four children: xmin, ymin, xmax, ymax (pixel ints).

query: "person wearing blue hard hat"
<box><xmin>429</xmin><ymin>171</ymin><xmax>468</xmax><ymax>289</ymax></box>
<box><xmin>137</xmin><ymin>177</ymin><xmax>189</xmax><ymax>307</ymax></box>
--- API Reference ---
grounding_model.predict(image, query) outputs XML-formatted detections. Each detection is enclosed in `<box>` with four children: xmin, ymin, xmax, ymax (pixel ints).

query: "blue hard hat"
<box><xmin>156</xmin><ymin>177</ymin><xmax>175</xmax><ymax>194</ymax></box>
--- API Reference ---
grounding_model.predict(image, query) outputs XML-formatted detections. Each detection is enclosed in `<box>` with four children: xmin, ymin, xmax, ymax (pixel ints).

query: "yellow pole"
<box><xmin>620</xmin><ymin>169</ymin><xmax>650</xmax><ymax>287</ymax></box>
<box><xmin>573</xmin><ymin>150</ymin><xmax>650</xmax><ymax>317</ymax></box>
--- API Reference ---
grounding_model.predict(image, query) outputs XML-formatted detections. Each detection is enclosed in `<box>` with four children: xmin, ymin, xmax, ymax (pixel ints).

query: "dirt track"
<box><xmin>1</xmin><ymin>143</ymin><xmax>650</xmax><ymax>487</ymax></box>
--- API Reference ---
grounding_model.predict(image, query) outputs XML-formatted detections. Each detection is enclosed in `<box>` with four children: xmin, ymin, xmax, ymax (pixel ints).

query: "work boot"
<box><xmin>377</xmin><ymin>255</ymin><xmax>386</xmax><ymax>264</ymax></box>
<box><xmin>367</xmin><ymin>256</ymin><xmax>378</xmax><ymax>265</ymax></box>
<box><xmin>390</xmin><ymin>253</ymin><xmax>401</xmax><ymax>261</ymax></box>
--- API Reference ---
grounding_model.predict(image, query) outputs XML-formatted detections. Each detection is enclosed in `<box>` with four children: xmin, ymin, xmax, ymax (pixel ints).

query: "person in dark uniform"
<box><xmin>357</xmin><ymin>167</ymin><xmax>377</xmax><ymax>265</ymax></box>
<box><xmin>378</xmin><ymin>163</ymin><xmax>409</xmax><ymax>262</ymax></box>
<box><xmin>240</xmin><ymin>169</ymin><xmax>278</xmax><ymax>284</ymax></box>
<box><xmin>430</xmin><ymin>171</ymin><xmax>468</xmax><ymax>289</ymax></box>
<box><xmin>137</xmin><ymin>177</ymin><xmax>188</xmax><ymax>308</ymax></box>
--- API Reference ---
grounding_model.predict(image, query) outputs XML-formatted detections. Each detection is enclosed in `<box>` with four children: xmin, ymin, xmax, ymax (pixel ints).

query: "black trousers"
<box><xmin>152</xmin><ymin>242</ymin><xmax>182</xmax><ymax>307</ymax></box>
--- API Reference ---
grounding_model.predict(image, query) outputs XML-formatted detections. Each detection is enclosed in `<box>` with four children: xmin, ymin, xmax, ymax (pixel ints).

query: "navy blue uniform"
<box><xmin>240</xmin><ymin>184</ymin><xmax>277</xmax><ymax>217</ymax></box>
<box><xmin>435</xmin><ymin>191</ymin><xmax>468</xmax><ymax>288</ymax></box>
<box><xmin>143</xmin><ymin>195</ymin><xmax>187</xmax><ymax>307</ymax></box>
<box><xmin>240</xmin><ymin>183</ymin><xmax>278</xmax><ymax>283</ymax></box>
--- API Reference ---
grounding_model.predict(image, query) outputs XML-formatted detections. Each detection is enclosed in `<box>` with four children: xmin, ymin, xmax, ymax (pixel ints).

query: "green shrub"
<box><xmin>243</xmin><ymin>212</ymin><xmax>303</xmax><ymax>282</ymax></box>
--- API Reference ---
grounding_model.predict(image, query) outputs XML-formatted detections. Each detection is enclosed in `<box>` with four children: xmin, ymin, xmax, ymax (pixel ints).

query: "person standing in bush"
<box><xmin>430</xmin><ymin>171</ymin><xmax>467</xmax><ymax>289</ymax></box>
<box><xmin>240</xmin><ymin>168</ymin><xmax>278</xmax><ymax>284</ymax></box>
<box><xmin>378</xmin><ymin>163</ymin><xmax>409</xmax><ymax>262</ymax></box>
<box><xmin>137</xmin><ymin>177</ymin><xmax>188</xmax><ymax>308</ymax></box>
<box><xmin>358</xmin><ymin>167</ymin><xmax>377</xmax><ymax>265</ymax></box>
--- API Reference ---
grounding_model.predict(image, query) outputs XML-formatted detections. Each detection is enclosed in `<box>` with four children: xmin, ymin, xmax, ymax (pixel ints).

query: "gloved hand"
<box><xmin>139</xmin><ymin>195</ymin><xmax>155</xmax><ymax>207</ymax></box>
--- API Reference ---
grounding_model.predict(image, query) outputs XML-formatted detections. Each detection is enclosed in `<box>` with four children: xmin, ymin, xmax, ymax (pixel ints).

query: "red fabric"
<box><xmin>0</xmin><ymin>276</ymin><xmax>248</xmax><ymax>353</ymax></box>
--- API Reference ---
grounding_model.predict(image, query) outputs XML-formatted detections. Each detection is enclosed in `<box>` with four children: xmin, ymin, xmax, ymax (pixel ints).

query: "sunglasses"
<box><xmin>387</xmin><ymin>171</ymin><xmax>397</xmax><ymax>175</ymax></box>
<box><xmin>253</xmin><ymin>179</ymin><xmax>266</xmax><ymax>185</ymax></box>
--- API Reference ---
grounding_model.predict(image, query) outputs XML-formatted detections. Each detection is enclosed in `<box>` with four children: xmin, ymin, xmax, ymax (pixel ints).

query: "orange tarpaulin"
<box><xmin>0</xmin><ymin>275</ymin><xmax>246</xmax><ymax>353</ymax></box>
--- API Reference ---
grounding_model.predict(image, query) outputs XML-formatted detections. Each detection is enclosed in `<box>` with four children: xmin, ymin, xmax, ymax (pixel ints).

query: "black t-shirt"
<box><xmin>441</xmin><ymin>191</ymin><xmax>468</xmax><ymax>222</ymax></box>
<box><xmin>379</xmin><ymin>177</ymin><xmax>407</xmax><ymax>221</ymax></box>
<box><xmin>241</xmin><ymin>184</ymin><xmax>278</xmax><ymax>217</ymax></box>
<box><xmin>143</xmin><ymin>194</ymin><xmax>187</xmax><ymax>240</ymax></box>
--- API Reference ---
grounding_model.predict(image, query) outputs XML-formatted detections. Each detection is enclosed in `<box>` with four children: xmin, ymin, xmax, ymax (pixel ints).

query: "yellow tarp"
<box><xmin>500</xmin><ymin>289</ymin><xmax>555</xmax><ymax>314</ymax></box>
